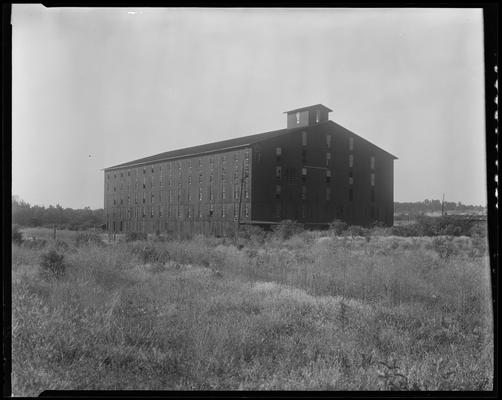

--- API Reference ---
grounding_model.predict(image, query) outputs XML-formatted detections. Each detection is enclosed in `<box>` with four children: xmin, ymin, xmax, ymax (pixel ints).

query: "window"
<box><xmin>371</xmin><ymin>188</ymin><xmax>375</xmax><ymax>202</ymax></box>
<box><xmin>114</xmin><ymin>187</ymin><xmax>116</xmax><ymax>192</ymax></box>
<box><xmin>234</xmin><ymin>153</ymin><xmax>238</xmax><ymax>162</ymax></box>
<box><xmin>349</xmin><ymin>176</ymin><xmax>354</xmax><ymax>185</ymax></box>
<box><xmin>315</xmin><ymin>110</ymin><xmax>320</xmax><ymax>123</ymax></box>
<box><xmin>326</xmin><ymin>134</ymin><xmax>332</xmax><ymax>148</ymax></box>
<box><xmin>275</xmin><ymin>185</ymin><xmax>281</xmax><ymax>199</ymax></box>
<box><xmin>151</xmin><ymin>167</ymin><xmax>154</xmax><ymax>173</ymax></box>
<box><xmin>302</xmin><ymin>131</ymin><xmax>307</xmax><ymax>146</ymax></box>
<box><xmin>244</xmin><ymin>181</ymin><xmax>249</xmax><ymax>199</ymax></box>
<box><xmin>302</xmin><ymin>149</ymin><xmax>307</xmax><ymax>164</ymax></box>
<box><xmin>276</xmin><ymin>147</ymin><xmax>282</xmax><ymax>162</ymax></box>
<box><xmin>286</xmin><ymin>167</ymin><xmax>297</xmax><ymax>184</ymax></box>
<box><xmin>143</xmin><ymin>193</ymin><xmax>146</xmax><ymax>204</ymax></box>
<box><xmin>221</xmin><ymin>155</ymin><xmax>226</xmax><ymax>163</ymax></box>
<box><xmin>222</xmin><ymin>186</ymin><xmax>226</xmax><ymax>200</ymax></box>
<box><xmin>349</xmin><ymin>188</ymin><xmax>353</xmax><ymax>202</ymax></box>
<box><xmin>209</xmin><ymin>204</ymin><xmax>214</xmax><ymax>217</ymax></box>
<box><xmin>151</xmin><ymin>193</ymin><xmax>154</xmax><ymax>203</ymax></box>
<box><xmin>349</xmin><ymin>137</ymin><xmax>354</xmax><ymax>151</ymax></box>
<box><xmin>221</xmin><ymin>206</ymin><xmax>225</xmax><ymax>218</ymax></box>
<box><xmin>245</xmin><ymin>149</ymin><xmax>249</xmax><ymax>160</ymax></box>
<box><xmin>326</xmin><ymin>188</ymin><xmax>331</xmax><ymax>201</ymax></box>
<box><xmin>349</xmin><ymin>154</ymin><xmax>354</xmax><ymax>168</ymax></box>
<box><xmin>188</xmin><ymin>207</ymin><xmax>191</xmax><ymax>218</ymax></box>
<box><xmin>245</xmin><ymin>204</ymin><xmax>249</xmax><ymax>218</ymax></box>
<box><xmin>199</xmin><ymin>188</ymin><xmax>203</xmax><ymax>201</ymax></box>
<box><xmin>276</xmin><ymin>166</ymin><xmax>282</xmax><ymax>180</ymax></box>
<box><xmin>301</xmin><ymin>185</ymin><xmax>306</xmax><ymax>200</ymax></box>
<box><xmin>199</xmin><ymin>173</ymin><xmax>203</xmax><ymax>184</ymax></box>
<box><xmin>151</xmin><ymin>207</ymin><xmax>154</xmax><ymax>218</ymax></box>
<box><xmin>296</xmin><ymin>112</ymin><xmax>300</xmax><ymax>124</ymax></box>
<box><xmin>370</xmin><ymin>156</ymin><xmax>375</xmax><ymax>170</ymax></box>
<box><xmin>301</xmin><ymin>167</ymin><xmax>307</xmax><ymax>183</ymax></box>
<box><xmin>326</xmin><ymin>152</ymin><xmax>331</xmax><ymax>167</ymax></box>
<box><xmin>275</xmin><ymin>203</ymin><xmax>282</xmax><ymax>218</ymax></box>
<box><xmin>188</xmin><ymin>175</ymin><xmax>191</xmax><ymax>185</ymax></box>
<box><xmin>159</xmin><ymin>206</ymin><xmax>162</xmax><ymax>217</ymax></box>
<box><xmin>234</xmin><ymin>185</ymin><xmax>239</xmax><ymax>200</ymax></box>
<box><xmin>371</xmin><ymin>173</ymin><xmax>375</xmax><ymax>186</ymax></box>
<box><xmin>326</xmin><ymin>170</ymin><xmax>331</xmax><ymax>183</ymax></box>
<box><xmin>234</xmin><ymin>205</ymin><xmax>238</xmax><ymax>220</ymax></box>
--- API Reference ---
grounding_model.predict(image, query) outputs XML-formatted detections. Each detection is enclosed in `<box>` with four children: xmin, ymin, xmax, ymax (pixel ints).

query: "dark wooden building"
<box><xmin>103</xmin><ymin>104</ymin><xmax>397</xmax><ymax>235</ymax></box>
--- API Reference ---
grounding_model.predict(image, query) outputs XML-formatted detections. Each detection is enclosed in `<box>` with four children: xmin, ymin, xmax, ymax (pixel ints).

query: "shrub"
<box><xmin>12</xmin><ymin>225</ymin><xmax>23</xmax><ymax>245</ymax></box>
<box><xmin>239</xmin><ymin>225</ymin><xmax>267</xmax><ymax>245</ymax></box>
<box><xmin>329</xmin><ymin>220</ymin><xmax>348</xmax><ymax>236</ymax></box>
<box><xmin>272</xmin><ymin>220</ymin><xmax>304</xmax><ymax>240</ymax></box>
<box><xmin>125</xmin><ymin>232</ymin><xmax>148</xmax><ymax>242</ymax></box>
<box><xmin>40</xmin><ymin>249</ymin><xmax>66</xmax><ymax>277</ymax></box>
<box><xmin>345</xmin><ymin>225</ymin><xmax>368</xmax><ymax>238</ymax></box>
<box><xmin>470</xmin><ymin>221</ymin><xmax>487</xmax><ymax>238</ymax></box>
<box><xmin>75</xmin><ymin>232</ymin><xmax>104</xmax><ymax>247</ymax></box>
<box><xmin>131</xmin><ymin>244</ymin><xmax>170</xmax><ymax>265</ymax></box>
<box><xmin>21</xmin><ymin>238</ymin><xmax>47</xmax><ymax>250</ymax></box>
<box><xmin>54</xmin><ymin>239</ymin><xmax>70</xmax><ymax>252</ymax></box>
<box><xmin>432</xmin><ymin>237</ymin><xmax>457</xmax><ymax>260</ymax></box>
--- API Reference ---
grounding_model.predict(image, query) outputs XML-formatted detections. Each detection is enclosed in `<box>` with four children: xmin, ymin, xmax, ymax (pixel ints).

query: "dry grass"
<box><xmin>11</xmin><ymin>228</ymin><xmax>493</xmax><ymax>394</ymax></box>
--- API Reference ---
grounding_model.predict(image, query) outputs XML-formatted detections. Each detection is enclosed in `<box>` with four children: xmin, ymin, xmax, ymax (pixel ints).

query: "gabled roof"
<box><xmin>284</xmin><ymin>104</ymin><xmax>333</xmax><ymax>114</ymax></box>
<box><xmin>328</xmin><ymin>120</ymin><xmax>398</xmax><ymax>160</ymax></box>
<box><xmin>104</xmin><ymin>125</ymin><xmax>305</xmax><ymax>171</ymax></box>
<box><xmin>104</xmin><ymin>119</ymin><xmax>397</xmax><ymax>171</ymax></box>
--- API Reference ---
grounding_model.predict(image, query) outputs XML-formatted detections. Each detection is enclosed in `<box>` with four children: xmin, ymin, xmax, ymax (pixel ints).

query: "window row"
<box><xmin>106</xmin><ymin>151</ymin><xmax>250</xmax><ymax>181</ymax></box>
<box><xmin>108</xmin><ymin>203</ymin><xmax>250</xmax><ymax>220</ymax></box>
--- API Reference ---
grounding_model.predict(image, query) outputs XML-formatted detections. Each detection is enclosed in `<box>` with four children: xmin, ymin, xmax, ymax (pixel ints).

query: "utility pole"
<box><xmin>235</xmin><ymin>156</ymin><xmax>246</xmax><ymax>242</ymax></box>
<box><xmin>441</xmin><ymin>193</ymin><xmax>445</xmax><ymax>216</ymax></box>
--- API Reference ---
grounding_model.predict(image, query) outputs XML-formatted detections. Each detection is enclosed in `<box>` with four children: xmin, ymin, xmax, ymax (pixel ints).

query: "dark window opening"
<box><xmin>349</xmin><ymin>188</ymin><xmax>353</xmax><ymax>202</ymax></box>
<box><xmin>286</xmin><ymin>168</ymin><xmax>297</xmax><ymax>184</ymax></box>
<box><xmin>371</xmin><ymin>188</ymin><xmax>375</xmax><ymax>202</ymax></box>
<box><xmin>301</xmin><ymin>149</ymin><xmax>307</xmax><ymax>164</ymax></box>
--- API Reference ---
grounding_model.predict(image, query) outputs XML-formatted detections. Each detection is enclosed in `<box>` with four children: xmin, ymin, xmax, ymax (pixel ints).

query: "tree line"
<box><xmin>394</xmin><ymin>199</ymin><xmax>485</xmax><ymax>216</ymax></box>
<box><xmin>12</xmin><ymin>196</ymin><xmax>105</xmax><ymax>230</ymax></box>
<box><xmin>12</xmin><ymin>196</ymin><xmax>486</xmax><ymax>231</ymax></box>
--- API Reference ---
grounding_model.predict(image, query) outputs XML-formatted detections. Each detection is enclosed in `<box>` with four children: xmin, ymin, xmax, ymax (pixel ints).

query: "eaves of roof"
<box><xmin>103</xmin><ymin>120</ymin><xmax>397</xmax><ymax>171</ymax></box>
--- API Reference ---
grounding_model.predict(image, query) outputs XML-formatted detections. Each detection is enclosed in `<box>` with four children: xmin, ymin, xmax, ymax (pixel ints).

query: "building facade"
<box><xmin>104</xmin><ymin>104</ymin><xmax>397</xmax><ymax>235</ymax></box>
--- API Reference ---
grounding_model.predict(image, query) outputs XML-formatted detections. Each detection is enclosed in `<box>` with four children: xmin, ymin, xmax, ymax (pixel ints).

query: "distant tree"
<box><xmin>12</xmin><ymin>196</ymin><xmax>105</xmax><ymax>230</ymax></box>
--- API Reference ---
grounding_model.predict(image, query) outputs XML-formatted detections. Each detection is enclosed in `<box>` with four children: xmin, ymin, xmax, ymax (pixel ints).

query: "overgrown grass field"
<box><xmin>12</xmin><ymin>227</ymin><xmax>493</xmax><ymax>393</ymax></box>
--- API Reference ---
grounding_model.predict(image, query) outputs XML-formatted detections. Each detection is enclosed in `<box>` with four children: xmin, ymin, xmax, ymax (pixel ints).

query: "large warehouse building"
<box><xmin>104</xmin><ymin>104</ymin><xmax>397</xmax><ymax>235</ymax></box>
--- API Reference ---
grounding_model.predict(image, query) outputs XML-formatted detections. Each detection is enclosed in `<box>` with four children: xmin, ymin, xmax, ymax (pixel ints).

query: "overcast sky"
<box><xmin>12</xmin><ymin>6</ymin><xmax>486</xmax><ymax>209</ymax></box>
